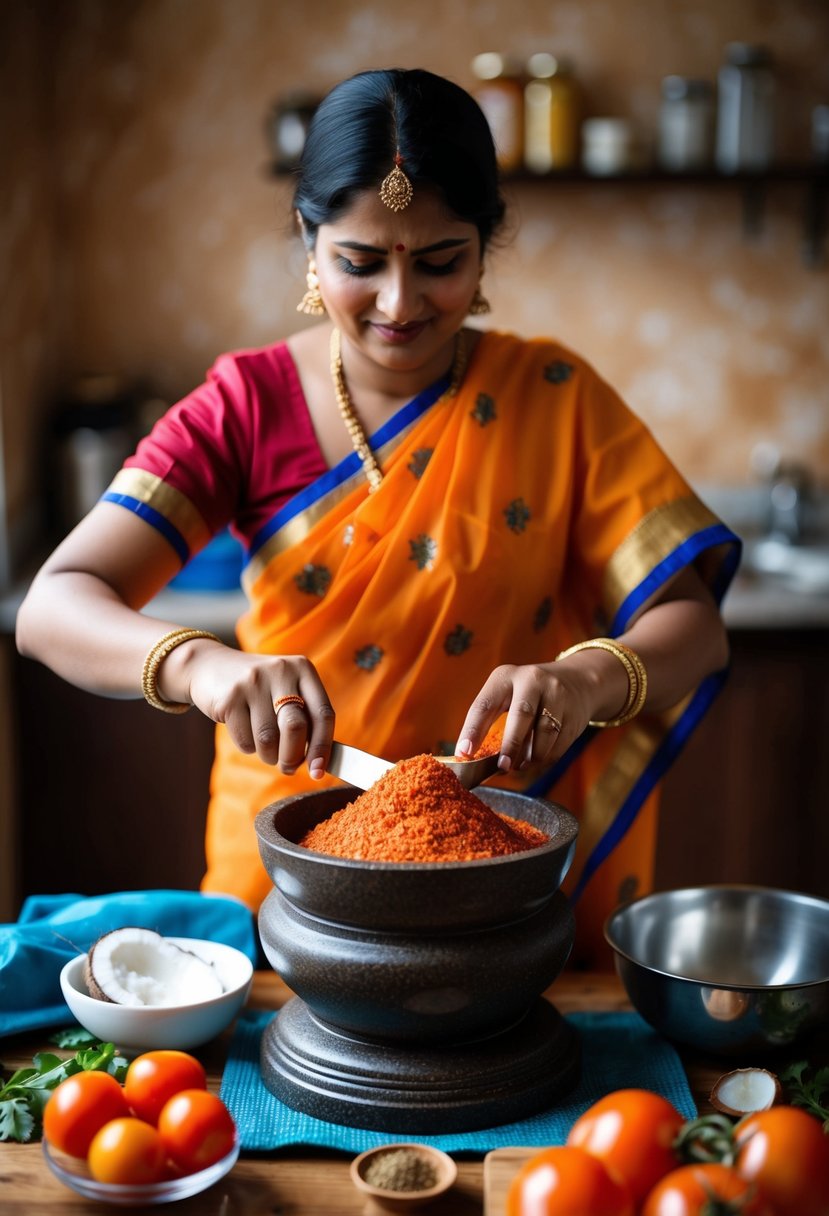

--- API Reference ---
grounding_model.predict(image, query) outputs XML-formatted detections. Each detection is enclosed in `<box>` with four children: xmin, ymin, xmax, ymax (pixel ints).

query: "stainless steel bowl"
<box><xmin>605</xmin><ymin>885</ymin><xmax>829</xmax><ymax>1055</ymax></box>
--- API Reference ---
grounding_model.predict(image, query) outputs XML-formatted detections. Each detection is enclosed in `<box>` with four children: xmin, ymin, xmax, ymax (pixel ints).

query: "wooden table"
<box><xmin>0</xmin><ymin>971</ymin><xmax>738</xmax><ymax>1214</ymax></box>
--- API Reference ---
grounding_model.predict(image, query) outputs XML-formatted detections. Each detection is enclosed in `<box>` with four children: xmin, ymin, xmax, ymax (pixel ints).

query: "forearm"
<box><xmin>555</xmin><ymin>596</ymin><xmax>729</xmax><ymax>725</ymax></box>
<box><xmin>15</xmin><ymin>569</ymin><xmax>202</xmax><ymax>699</ymax></box>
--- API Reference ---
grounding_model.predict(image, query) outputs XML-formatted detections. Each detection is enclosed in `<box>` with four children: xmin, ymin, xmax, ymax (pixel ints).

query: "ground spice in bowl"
<box><xmin>363</xmin><ymin>1148</ymin><xmax>438</xmax><ymax>1192</ymax></box>
<box><xmin>300</xmin><ymin>754</ymin><xmax>548</xmax><ymax>862</ymax></box>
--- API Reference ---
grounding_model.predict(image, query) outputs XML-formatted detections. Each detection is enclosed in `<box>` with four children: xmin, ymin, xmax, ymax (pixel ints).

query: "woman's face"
<box><xmin>312</xmin><ymin>186</ymin><xmax>482</xmax><ymax>378</ymax></box>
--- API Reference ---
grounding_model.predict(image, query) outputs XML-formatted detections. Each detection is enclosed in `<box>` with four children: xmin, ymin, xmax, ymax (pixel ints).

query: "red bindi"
<box><xmin>395</xmin><ymin>243</ymin><xmax>406</xmax><ymax>252</ymax></box>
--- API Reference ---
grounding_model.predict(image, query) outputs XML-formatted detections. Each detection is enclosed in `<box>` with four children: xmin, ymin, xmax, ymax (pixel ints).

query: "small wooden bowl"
<box><xmin>350</xmin><ymin>1144</ymin><xmax>457</xmax><ymax>1211</ymax></box>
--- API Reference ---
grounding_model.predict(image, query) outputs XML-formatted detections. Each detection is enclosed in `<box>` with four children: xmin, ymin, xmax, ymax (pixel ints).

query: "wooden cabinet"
<box><xmin>8</xmin><ymin>628</ymin><xmax>829</xmax><ymax>914</ymax></box>
<box><xmin>656</xmin><ymin>628</ymin><xmax>829</xmax><ymax>898</ymax></box>
<box><xmin>12</xmin><ymin>653</ymin><xmax>216</xmax><ymax>905</ymax></box>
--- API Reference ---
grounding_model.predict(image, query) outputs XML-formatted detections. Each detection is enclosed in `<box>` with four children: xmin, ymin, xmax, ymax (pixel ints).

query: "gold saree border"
<box><xmin>107</xmin><ymin>468</ymin><xmax>212</xmax><ymax>552</ymax></box>
<box><xmin>602</xmin><ymin>495</ymin><xmax>722</xmax><ymax>621</ymax></box>
<box><xmin>574</xmin><ymin>696</ymin><xmax>688</xmax><ymax>874</ymax></box>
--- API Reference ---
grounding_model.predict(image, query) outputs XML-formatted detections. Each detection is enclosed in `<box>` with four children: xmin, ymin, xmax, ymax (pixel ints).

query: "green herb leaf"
<box><xmin>49</xmin><ymin>1026</ymin><xmax>97</xmax><ymax>1049</ymax></box>
<box><xmin>0</xmin><ymin>1039</ymin><xmax>128</xmax><ymax>1142</ymax></box>
<box><xmin>781</xmin><ymin>1059</ymin><xmax>829</xmax><ymax>1125</ymax></box>
<box><xmin>0</xmin><ymin>1097</ymin><xmax>36</xmax><ymax>1142</ymax></box>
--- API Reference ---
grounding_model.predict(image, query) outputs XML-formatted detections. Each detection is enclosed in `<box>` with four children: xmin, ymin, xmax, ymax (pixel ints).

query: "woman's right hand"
<box><xmin>175</xmin><ymin>640</ymin><xmax>336</xmax><ymax>777</ymax></box>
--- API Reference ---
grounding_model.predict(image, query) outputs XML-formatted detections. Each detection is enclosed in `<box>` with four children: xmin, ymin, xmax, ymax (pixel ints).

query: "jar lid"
<box><xmin>725</xmin><ymin>42</ymin><xmax>773</xmax><ymax>67</ymax></box>
<box><xmin>527</xmin><ymin>52</ymin><xmax>573</xmax><ymax>79</ymax></box>
<box><xmin>661</xmin><ymin>75</ymin><xmax>714</xmax><ymax>101</ymax></box>
<box><xmin>469</xmin><ymin>52</ymin><xmax>520</xmax><ymax>80</ymax></box>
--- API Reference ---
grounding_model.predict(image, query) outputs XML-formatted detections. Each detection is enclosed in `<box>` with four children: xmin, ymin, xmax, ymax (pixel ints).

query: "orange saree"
<box><xmin>201</xmin><ymin>330</ymin><xmax>740</xmax><ymax>965</ymax></box>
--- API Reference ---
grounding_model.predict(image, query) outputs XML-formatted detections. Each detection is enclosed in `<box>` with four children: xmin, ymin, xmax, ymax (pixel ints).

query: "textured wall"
<box><xmin>2</xmin><ymin>0</ymin><xmax>828</xmax><ymax>573</ymax></box>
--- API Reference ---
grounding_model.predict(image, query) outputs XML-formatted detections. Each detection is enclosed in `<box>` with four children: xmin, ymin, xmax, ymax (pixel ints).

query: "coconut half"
<box><xmin>84</xmin><ymin>927</ymin><xmax>225</xmax><ymax>1007</ymax></box>
<box><xmin>709</xmin><ymin>1067</ymin><xmax>782</xmax><ymax>1116</ymax></box>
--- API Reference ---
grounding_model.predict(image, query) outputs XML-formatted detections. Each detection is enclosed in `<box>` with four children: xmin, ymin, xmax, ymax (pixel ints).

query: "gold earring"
<box><xmin>297</xmin><ymin>258</ymin><xmax>326</xmax><ymax>316</ymax></box>
<box><xmin>468</xmin><ymin>279</ymin><xmax>491</xmax><ymax>316</ymax></box>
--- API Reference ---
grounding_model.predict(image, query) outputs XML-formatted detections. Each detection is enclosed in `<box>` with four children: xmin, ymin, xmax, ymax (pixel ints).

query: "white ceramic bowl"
<box><xmin>59</xmin><ymin>937</ymin><xmax>253</xmax><ymax>1052</ymax></box>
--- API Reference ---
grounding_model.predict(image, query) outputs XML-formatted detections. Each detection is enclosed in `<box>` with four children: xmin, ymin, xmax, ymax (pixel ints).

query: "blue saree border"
<box><xmin>525</xmin><ymin>522</ymin><xmax>741</xmax><ymax>905</ymax></box>
<box><xmin>610</xmin><ymin>523</ymin><xmax>741</xmax><ymax>635</ymax></box>
<box><xmin>247</xmin><ymin>370</ymin><xmax>452</xmax><ymax>565</ymax></box>
<box><xmin>101</xmin><ymin>492</ymin><xmax>190</xmax><ymax>565</ymax></box>
<box><xmin>568</xmin><ymin>668</ymin><xmax>726</xmax><ymax>904</ymax></box>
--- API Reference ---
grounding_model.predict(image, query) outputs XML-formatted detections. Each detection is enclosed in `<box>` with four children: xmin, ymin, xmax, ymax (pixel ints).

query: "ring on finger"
<box><xmin>274</xmin><ymin>694</ymin><xmax>306</xmax><ymax>717</ymax></box>
<box><xmin>540</xmin><ymin>707</ymin><xmax>563</xmax><ymax>732</ymax></box>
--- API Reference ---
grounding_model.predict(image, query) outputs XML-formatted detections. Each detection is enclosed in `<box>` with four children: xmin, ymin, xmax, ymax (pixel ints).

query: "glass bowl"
<box><xmin>42</xmin><ymin>1138</ymin><xmax>239</xmax><ymax>1206</ymax></box>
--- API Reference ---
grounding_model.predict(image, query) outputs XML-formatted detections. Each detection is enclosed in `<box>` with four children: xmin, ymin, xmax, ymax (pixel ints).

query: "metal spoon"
<box><xmin>327</xmin><ymin>741</ymin><xmax>501</xmax><ymax>791</ymax></box>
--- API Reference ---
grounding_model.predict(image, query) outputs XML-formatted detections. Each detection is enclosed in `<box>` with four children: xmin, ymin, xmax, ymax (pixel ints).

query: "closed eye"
<box><xmin>336</xmin><ymin>256</ymin><xmax>383</xmax><ymax>276</ymax></box>
<box><xmin>418</xmin><ymin>256</ymin><xmax>460</xmax><ymax>276</ymax></box>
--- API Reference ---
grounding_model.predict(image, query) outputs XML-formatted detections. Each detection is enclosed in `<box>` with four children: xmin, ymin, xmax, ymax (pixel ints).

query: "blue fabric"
<box><xmin>0</xmin><ymin>890</ymin><xmax>258</xmax><ymax>1039</ymax></box>
<box><xmin>220</xmin><ymin>1008</ymin><xmax>696</xmax><ymax>1153</ymax></box>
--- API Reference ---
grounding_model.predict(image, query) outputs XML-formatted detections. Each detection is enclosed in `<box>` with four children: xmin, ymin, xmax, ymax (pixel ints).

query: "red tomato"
<box><xmin>506</xmin><ymin>1145</ymin><xmax>634</xmax><ymax>1216</ymax></box>
<box><xmin>736</xmin><ymin>1106</ymin><xmax>829</xmax><ymax>1216</ymax></box>
<box><xmin>43</xmin><ymin>1070</ymin><xmax>130</xmax><ymax>1159</ymax></box>
<box><xmin>567</xmin><ymin>1087</ymin><xmax>684</xmax><ymax>1205</ymax></box>
<box><xmin>87</xmin><ymin>1117</ymin><xmax>168</xmax><ymax>1185</ymax></box>
<box><xmin>124</xmin><ymin>1050</ymin><xmax>207</xmax><ymax>1125</ymax></box>
<box><xmin>642</xmin><ymin>1163</ymin><xmax>776</xmax><ymax>1216</ymax></box>
<box><xmin>157</xmin><ymin>1089</ymin><xmax>236</xmax><ymax>1174</ymax></box>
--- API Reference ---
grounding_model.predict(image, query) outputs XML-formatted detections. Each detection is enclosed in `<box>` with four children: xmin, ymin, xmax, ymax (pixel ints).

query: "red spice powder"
<box><xmin>300</xmin><ymin>754</ymin><xmax>548</xmax><ymax>863</ymax></box>
<box><xmin>457</xmin><ymin>726</ymin><xmax>503</xmax><ymax>760</ymax></box>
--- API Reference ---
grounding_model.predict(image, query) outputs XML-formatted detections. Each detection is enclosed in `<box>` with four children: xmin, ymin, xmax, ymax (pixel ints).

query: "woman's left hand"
<box><xmin>454</xmin><ymin>661</ymin><xmax>602</xmax><ymax>774</ymax></box>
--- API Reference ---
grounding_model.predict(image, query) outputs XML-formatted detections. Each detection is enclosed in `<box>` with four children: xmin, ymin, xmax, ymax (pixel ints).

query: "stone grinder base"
<box><xmin>260</xmin><ymin>995</ymin><xmax>580</xmax><ymax>1134</ymax></box>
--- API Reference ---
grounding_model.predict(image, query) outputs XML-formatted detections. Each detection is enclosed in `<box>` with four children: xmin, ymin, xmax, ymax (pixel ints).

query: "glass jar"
<box><xmin>715</xmin><ymin>43</ymin><xmax>775</xmax><ymax>172</ymax></box>
<box><xmin>471</xmin><ymin>52</ymin><xmax>525</xmax><ymax>174</ymax></box>
<box><xmin>581</xmin><ymin>118</ymin><xmax>638</xmax><ymax>176</ymax></box>
<box><xmin>658</xmin><ymin>76</ymin><xmax>714</xmax><ymax>171</ymax></box>
<box><xmin>524</xmin><ymin>53</ymin><xmax>581</xmax><ymax>173</ymax></box>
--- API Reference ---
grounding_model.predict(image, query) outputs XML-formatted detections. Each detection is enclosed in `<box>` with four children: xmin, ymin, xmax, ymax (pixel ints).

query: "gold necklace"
<box><xmin>329</xmin><ymin>328</ymin><xmax>469</xmax><ymax>493</ymax></box>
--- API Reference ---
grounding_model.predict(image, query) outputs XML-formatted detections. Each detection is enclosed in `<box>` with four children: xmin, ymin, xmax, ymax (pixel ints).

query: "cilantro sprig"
<box><xmin>781</xmin><ymin>1060</ymin><xmax>829</xmax><ymax>1132</ymax></box>
<box><xmin>0</xmin><ymin>1029</ymin><xmax>128</xmax><ymax>1143</ymax></box>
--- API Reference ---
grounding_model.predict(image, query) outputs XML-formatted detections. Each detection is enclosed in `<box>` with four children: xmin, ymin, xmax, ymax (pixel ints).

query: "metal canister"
<box><xmin>715</xmin><ymin>43</ymin><xmax>775</xmax><ymax>172</ymax></box>
<box><xmin>658</xmin><ymin>76</ymin><xmax>714</xmax><ymax>171</ymax></box>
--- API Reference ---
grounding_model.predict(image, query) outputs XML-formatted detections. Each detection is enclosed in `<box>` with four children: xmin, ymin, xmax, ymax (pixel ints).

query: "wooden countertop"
<box><xmin>0</xmin><ymin>971</ymin><xmax>746</xmax><ymax>1214</ymax></box>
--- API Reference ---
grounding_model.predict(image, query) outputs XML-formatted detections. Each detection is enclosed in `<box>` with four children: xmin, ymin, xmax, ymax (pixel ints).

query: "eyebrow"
<box><xmin>333</xmin><ymin>238</ymin><xmax>471</xmax><ymax>256</ymax></box>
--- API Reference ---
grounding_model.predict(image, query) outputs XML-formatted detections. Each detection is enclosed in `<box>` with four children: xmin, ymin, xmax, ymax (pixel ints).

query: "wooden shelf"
<box><xmin>504</xmin><ymin>163</ymin><xmax>827</xmax><ymax>266</ymax></box>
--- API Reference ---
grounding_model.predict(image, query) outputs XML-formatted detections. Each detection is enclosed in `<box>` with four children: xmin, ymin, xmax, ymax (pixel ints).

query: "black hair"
<box><xmin>293</xmin><ymin>68</ymin><xmax>506</xmax><ymax>251</ymax></box>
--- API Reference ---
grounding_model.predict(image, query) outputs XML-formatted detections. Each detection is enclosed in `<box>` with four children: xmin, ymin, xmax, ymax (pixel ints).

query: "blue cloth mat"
<box><xmin>0</xmin><ymin>890</ymin><xmax>258</xmax><ymax>1039</ymax></box>
<box><xmin>221</xmin><ymin>1008</ymin><xmax>696</xmax><ymax>1153</ymax></box>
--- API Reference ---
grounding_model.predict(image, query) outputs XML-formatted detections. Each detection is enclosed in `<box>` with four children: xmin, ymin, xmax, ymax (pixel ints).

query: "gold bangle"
<box><xmin>555</xmin><ymin>638</ymin><xmax>648</xmax><ymax>728</ymax></box>
<box><xmin>141</xmin><ymin>627</ymin><xmax>221</xmax><ymax>714</ymax></box>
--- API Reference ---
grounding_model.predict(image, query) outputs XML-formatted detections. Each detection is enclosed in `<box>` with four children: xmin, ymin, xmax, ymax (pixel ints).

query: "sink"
<box><xmin>742</xmin><ymin>537</ymin><xmax>829</xmax><ymax>595</ymax></box>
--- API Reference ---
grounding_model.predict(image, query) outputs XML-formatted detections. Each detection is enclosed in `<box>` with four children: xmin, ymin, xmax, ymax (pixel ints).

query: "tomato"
<box><xmin>43</xmin><ymin>1070</ymin><xmax>130</xmax><ymax>1158</ymax></box>
<box><xmin>735</xmin><ymin>1106</ymin><xmax>829</xmax><ymax>1216</ymax></box>
<box><xmin>157</xmin><ymin>1089</ymin><xmax>236</xmax><ymax>1174</ymax></box>
<box><xmin>642</xmin><ymin>1163</ymin><xmax>776</xmax><ymax>1216</ymax></box>
<box><xmin>567</xmin><ymin>1087</ymin><xmax>684</xmax><ymax>1205</ymax></box>
<box><xmin>124</xmin><ymin>1050</ymin><xmax>207</xmax><ymax>1125</ymax></box>
<box><xmin>87</xmin><ymin>1117</ymin><xmax>168</xmax><ymax>1185</ymax></box>
<box><xmin>506</xmin><ymin>1145</ymin><xmax>634</xmax><ymax>1216</ymax></box>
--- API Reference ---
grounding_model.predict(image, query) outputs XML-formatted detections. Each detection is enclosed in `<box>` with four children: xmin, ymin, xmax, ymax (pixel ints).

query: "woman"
<box><xmin>16</xmin><ymin>68</ymin><xmax>739</xmax><ymax>965</ymax></box>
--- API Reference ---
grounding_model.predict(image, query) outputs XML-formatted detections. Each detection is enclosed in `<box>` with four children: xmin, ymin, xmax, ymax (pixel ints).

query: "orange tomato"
<box><xmin>42</xmin><ymin>1070</ymin><xmax>129</xmax><ymax>1158</ymax></box>
<box><xmin>87</xmin><ymin>1117</ymin><xmax>168</xmax><ymax>1185</ymax></box>
<box><xmin>642</xmin><ymin>1163</ymin><xmax>776</xmax><ymax>1216</ymax></box>
<box><xmin>736</xmin><ymin>1106</ymin><xmax>829</xmax><ymax>1216</ymax></box>
<box><xmin>506</xmin><ymin>1145</ymin><xmax>634</xmax><ymax>1216</ymax></box>
<box><xmin>567</xmin><ymin>1087</ymin><xmax>684</xmax><ymax>1205</ymax></box>
<box><xmin>124</xmin><ymin>1050</ymin><xmax>207</xmax><ymax>1125</ymax></box>
<box><xmin>157</xmin><ymin>1089</ymin><xmax>236</xmax><ymax>1174</ymax></box>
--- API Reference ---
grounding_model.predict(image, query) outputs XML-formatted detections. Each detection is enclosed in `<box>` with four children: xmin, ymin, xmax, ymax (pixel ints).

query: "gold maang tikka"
<box><xmin>379</xmin><ymin>151</ymin><xmax>413</xmax><ymax>212</ymax></box>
